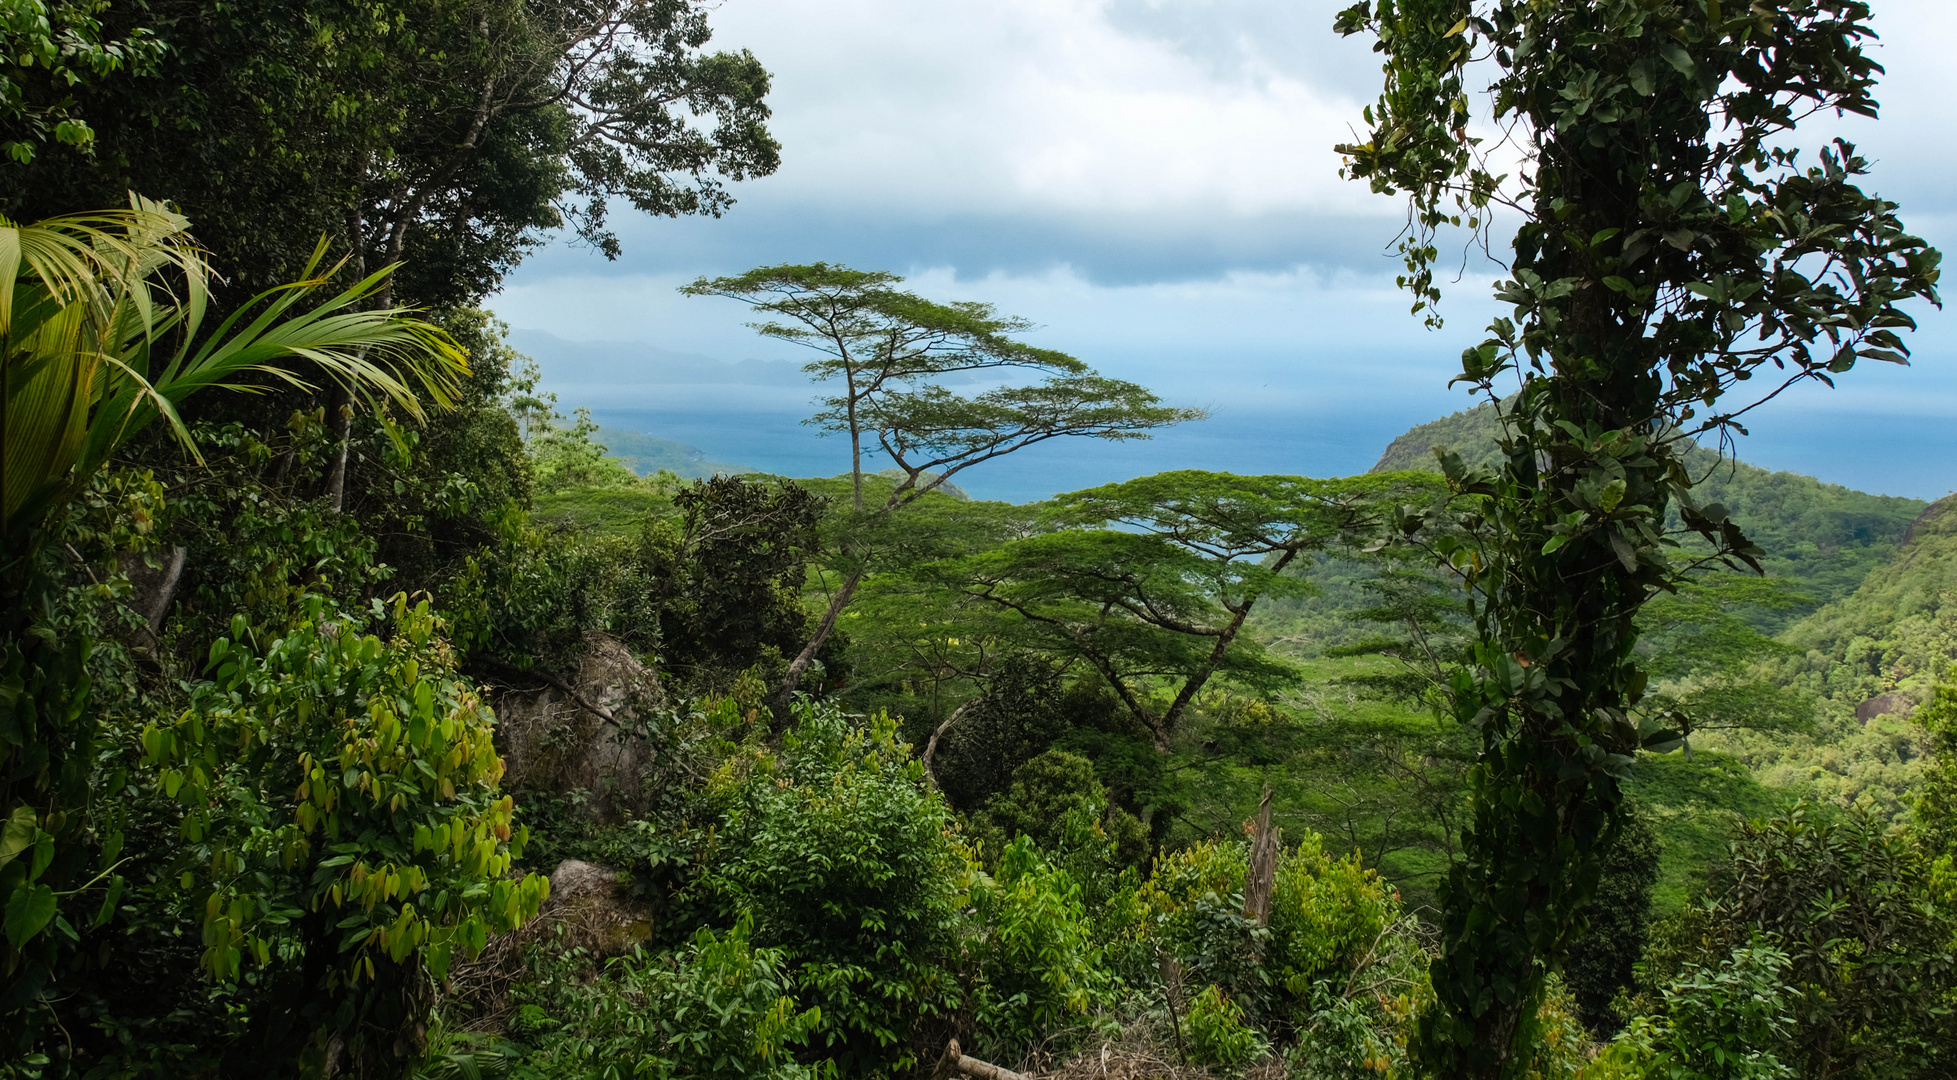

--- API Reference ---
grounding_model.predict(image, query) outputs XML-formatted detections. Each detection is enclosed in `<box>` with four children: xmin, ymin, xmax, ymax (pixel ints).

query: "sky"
<box><xmin>490</xmin><ymin>0</ymin><xmax>1957</xmax><ymax>504</ymax></box>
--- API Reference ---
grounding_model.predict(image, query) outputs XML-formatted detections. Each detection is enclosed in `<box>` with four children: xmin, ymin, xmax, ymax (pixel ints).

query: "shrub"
<box><xmin>1268</xmin><ymin>834</ymin><xmax>1427</xmax><ymax>1079</ymax></box>
<box><xmin>1184</xmin><ymin>984</ymin><xmax>1267</xmax><ymax>1070</ymax></box>
<box><xmin>1137</xmin><ymin>840</ymin><xmax>1268</xmax><ymax>1007</ymax></box>
<box><xmin>503</xmin><ymin>917</ymin><xmax>822</xmax><ymax>1080</ymax></box>
<box><xmin>1704</xmin><ymin>803</ymin><xmax>1954</xmax><ymax>1078</ymax></box>
<box><xmin>959</xmin><ymin>835</ymin><xmax>1105</xmax><ymax>1058</ymax></box>
<box><xmin>1591</xmin><ymin>939</ymin><xmax>1796</xmax><ymax>1080</ymax></box>
<box><xmin>712</xmin><ymin>702</ymin><xmax>962</xmax><ymax>1076</ymax></box>
<box><xmin>968</xmin><ymin>749</ymin><xmax>1150</xmax><ymax>900</ymax></box>
<box><xmin>142</xmin><ymin>593</ymin><xmax>549</xmax><ymax>1070</ymax></box>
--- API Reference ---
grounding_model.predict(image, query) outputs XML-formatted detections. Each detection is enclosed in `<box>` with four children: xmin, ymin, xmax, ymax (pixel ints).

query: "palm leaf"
<box><xmin>2</xmin><ymin>198</ymin><xmax>467</xmax><ymax>560</ymax></box>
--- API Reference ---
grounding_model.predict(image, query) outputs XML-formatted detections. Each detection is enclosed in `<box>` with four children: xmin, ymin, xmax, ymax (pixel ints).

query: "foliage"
<box><xmin>1914</xmin><ymin>664</ymin><xmax>1957</xmax><ymax>859</ymax></box>
<box><xmin>0</xmin><ymin>198</ymin><xmax>463</xmax><ymax>559</ymax></box>
<box><xmin>1774</xmin><ymin>495</ymin><xmax>1957</xmax><ymax>725</ymax></box>
<box><xmin>967</xmin><ymin>750</ymin><xmax>1149</xmax><ymax>881</ymax></box>
<box><xmin>140</xmin><ymin>592</ymin><xmax>548</xmax><ymax>1070</ymax></box>
<box><xmin>682</xmin><ymin>263</ymin><xmax>1199</xmax><ymax>707</ymax></box>
<box><xmin>1136</xmin><ymin>828</ymin><xmax>1431</xmax><ymax>1067</ymax></box>
<box><xmin>1682</xmin><ymin>803</ymin><xmax>1955</xmax><ymax>1079</ymax></box>
<box><xmin>1638</xmin><ymin>579</ymin><xmax>1815</xmax><ymax>754</ymax></box>
<box><xmin>1593</xmin><ymin>939</ymin><xmax>1796</xmax><ymax>1080</ymax></box>
<box><xmin>925</xmin><ymin>655</ymin><xmax>1069</xmax><ymax>813</ymax></box>
<box><xmin>447</xmin><ymin>508</ymin><xmax>666</xmax><ymax>676</ymax></box>
<box><xmin>710</xmin><ymin>702</ymin><xmax>962</xmax><ymax>1076</ymax></box>
<box><xmin>660</xmin><ymin>475</ymin><xmax>826</xmax><ymax>688</ymax></box>
<box><xmin>1371</xmin><ymin>402</ymin><xmax>1927</xmax><ymax>625</ymax></box>
<box><xmin>0</xmin><ymin>468</ymin><xmax>160</xmax><ymax>1054</ymax></box>
<box><xmin>2</xmin><ymin>0</ymin><xmax>779</xmax><ymax>312</ymax></box>
<box><xmin>958</xmin><ymin>835</ymin><xmax>1105</xmax><ymax>1058</ymax></box>
<box><xmin>1184</xmin><ymin>984</ymin><xmax>1266</xmax><ymax>1070</ymax></box>
<box><xmin>929</xmin><ymin>471</ymin><xmax>1434</xmax><ymax>752</ymax></box>
<box><xmin>1564</xmin><ymin>806</ymin><xmax>1659</xmax><ymax>1036</ymax></box>
<box><xmin>490</xmin><ymin>917</ymin><xmax>823</xmax><ymax>1080</ymax></box>
<box><xmin>356</xmin><ymin>309</ymin><xmax>541</xmax><ymax>599</ymax></box>
<box><xmin>1335</xmin><ymin>0</ymin><xmax>1941</xmax><ymax>1072</ymax></box>
<box><xmin>530</xmin><ymin>406</ymin><xmax>648</xmax><ymax>495</ymax></box>
<box><xmin>0</xmin><ymin>0</ymin><xmax>161</xmax><ymax>163</ymax></box>
<box><xmin>0</xmin><ymin>199</ymin><xmax>463</xmax><ymax>1063</ymax></box>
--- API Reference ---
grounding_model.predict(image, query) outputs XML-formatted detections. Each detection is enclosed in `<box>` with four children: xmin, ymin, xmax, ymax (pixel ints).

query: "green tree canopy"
<box><xmin>912</xmin><ymin>471</ymin><xmax>1437</xmax><ymax>753</ymax></box>
<box><xmin>683</xmin><ymin>264</ymin><xmax>1200</xmax><ymax>709</ymax></box>
<box><xmin>4</xmin><ymin>0</ymin><xmax>779</xmax><ymax>311</ymax></box>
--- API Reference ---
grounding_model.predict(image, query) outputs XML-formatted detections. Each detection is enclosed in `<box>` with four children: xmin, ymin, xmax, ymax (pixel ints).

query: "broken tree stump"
<box><xmin>929</xmin><ymin>1038</ymin><xmax>1031</xmax><ymax>1080</ymax></box>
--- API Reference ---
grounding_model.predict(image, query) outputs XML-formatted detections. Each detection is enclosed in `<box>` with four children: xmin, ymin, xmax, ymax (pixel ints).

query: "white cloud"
<box><xmin>493</xmin><ymin>0</ymin><xmax>1957</xmax><ymax>497</ymax></box>
<box><xmin>707</xmin><ymin>0</ymin><xmax>1382</xmax><ymax>219</ymax></box>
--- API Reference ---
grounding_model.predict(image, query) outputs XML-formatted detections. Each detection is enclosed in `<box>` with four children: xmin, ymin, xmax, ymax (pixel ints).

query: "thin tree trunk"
<box><xmin>1245</xmin><ymin>782</ymin><xmax>1278</xmax><ymax>924</ymax></box>
<box><xmin>771</xmin><ymin>568</ymin><xmax>863</xmax><ymax>718</ymax></box>
<box><xmin>919</xmin><ymin>700</ymin><xmax>975</xmax><ymax>788</ymax></box>
<box><xmin>325</xmin><ymin>201</ymin><xmax>369</xmax><ymax>511</ymax></box>
<box><xmin>1158</xmin><ymin>546</ymin><xmax>1299</xmax><ymax>734</ymax></box>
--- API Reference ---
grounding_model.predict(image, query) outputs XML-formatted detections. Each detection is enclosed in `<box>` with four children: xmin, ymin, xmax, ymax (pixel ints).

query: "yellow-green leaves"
<box><xmin>140</xmin><ymin>592</ymin><xmax>545</xmax><ymax>987</ymax></box>
<box><xmin>1</xmin><ymin>200</ymin><xmax>466</xmax><ymax>560</ymax></box>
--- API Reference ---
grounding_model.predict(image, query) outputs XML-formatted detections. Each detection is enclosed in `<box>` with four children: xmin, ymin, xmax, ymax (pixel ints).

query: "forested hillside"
<box><xmin>4</xmin><ymin>2</ymin><xmax>1955</xmax><ymax>1079</ymax></box>
<box><xmin>1372</xmin><ymin>401</ymin><xmax>1929</xmax><ymax>620</ymax></box>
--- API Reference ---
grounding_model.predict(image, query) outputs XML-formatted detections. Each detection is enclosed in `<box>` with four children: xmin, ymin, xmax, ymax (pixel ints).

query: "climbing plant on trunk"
<box><xmin>1333</xmin><ymin>0</ymin><xmax>1940</xmax><ymax>1075</ymax></box>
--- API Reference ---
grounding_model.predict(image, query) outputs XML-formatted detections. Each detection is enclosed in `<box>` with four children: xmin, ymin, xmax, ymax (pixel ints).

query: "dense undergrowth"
<box><xmin>6</xmin><ymin>0</ymin><xmax>1956</xmax><ymax>1074</ymax></box>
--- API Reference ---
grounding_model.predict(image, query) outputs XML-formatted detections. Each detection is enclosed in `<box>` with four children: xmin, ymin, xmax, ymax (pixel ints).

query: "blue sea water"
<box><xmin>579</xmin><ymin>402</ymin><xmax>1957</xmax><ymax>506</ymax></box>
<box><xmin>583</xmin><ymin>404</ymin><xmax>1420</xmax><ymax>504</ymax></box>
<box><xmin>585</xmin><ymin>404</ymin><xmax>1957</xmax><ymax>505</ymax></box>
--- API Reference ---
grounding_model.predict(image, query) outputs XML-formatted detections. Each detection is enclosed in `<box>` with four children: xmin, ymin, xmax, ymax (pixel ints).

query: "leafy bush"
<box><xmin>959</xmin><ymin>835</ymin><xmax>1104</xmax><ymax>1057</ymax></box>
<box><xmin>500</xmin><ymin>917</ymin><xmax>823</xmax><ymax>1080</ymax></box>
<box><xmin>1137</xmin><ymin>840</ymin><xmax>1268</xmax><ymax>1007</ymax></box>
<box><xmin>1698</xmin><ymin>804</ymin><xmax>1954</xmax><ymax>1078</ymax></box>
<box><xmin>1184</xmin><ymin>984</ymin><xmax>1266</xmax><ymax>1070</ymax></box>
<box><xmin>141</xmin><ymin>593</ymin><xmax>548</xmax><ymax>1068</ymax></box>
<box><xmin>1592</xmin><ymin>939</ymin><xmax>1796</xmax><ymax>1080</ymax></box>
<box><xmin>968</xmin><ymin>749</ymin><xmax>1150</xmax><ymax>886</ymax></box>
<box><xmin>711</xmin><ymin>702</ymin><xmax>962</xmax><ymax>1075</ymax></box>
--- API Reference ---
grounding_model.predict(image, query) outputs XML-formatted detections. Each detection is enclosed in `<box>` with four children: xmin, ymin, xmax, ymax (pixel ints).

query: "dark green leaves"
<box><xmin>1339</xmin><ymin>0</ymin><xmax>1937</xmax><ymax>1074</ymax></box>
<box><xmin>3</xmin><ymin>883</ymin><xmax>55</xmax><ymax>948</ymax></box>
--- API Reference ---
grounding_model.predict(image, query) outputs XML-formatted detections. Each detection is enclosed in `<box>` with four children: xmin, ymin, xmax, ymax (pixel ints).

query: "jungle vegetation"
<box><xmin>1</xmin><ymin>1</ymin><xmax>1953</xmax><ymax>1079</ymax></box>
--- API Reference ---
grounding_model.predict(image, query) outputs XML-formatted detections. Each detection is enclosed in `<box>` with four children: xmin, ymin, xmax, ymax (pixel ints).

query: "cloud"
<box><xmin>701</xmin><ymin>0</ymin><xmax>1381</xmax><ymax>219</ymax></box>
<box><xmin>493</xmin><ymin>0</ymin><xmax>1957</xmax><ymax>498</ymax></box>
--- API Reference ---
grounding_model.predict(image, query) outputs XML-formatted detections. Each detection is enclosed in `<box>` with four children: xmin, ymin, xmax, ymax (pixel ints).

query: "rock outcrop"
<box><xmin>492</xmin><ymin>631</ymin><xmax>663</xmax><ymax>820</ymax></box>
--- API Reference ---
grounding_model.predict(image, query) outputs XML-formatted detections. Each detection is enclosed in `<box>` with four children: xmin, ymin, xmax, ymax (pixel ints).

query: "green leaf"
<box><xmin>93</xmin><ymin>878</ymin><xmax>124</xmax><ymax>929</ymax></box>
<box><xmin>1659</xmin><ymin>42</ymin><xmax>1694</xmax><ymax>78</ymax></box>
<box><xmin>1627</xmin><ymin>57</ymin><xmax>1656</xmax><ymax>96</ymax></box>
<box><xmin>5</xmin><ymin>883</ymin><xmax>57</xmax><ymax>946</ymax></box>
<box><xmin>1599</xmin><ymin>479</ymin><xmax>1626</xmax><ymax>513</ymax></box>
<box><xmin>0</xmin><ymin>806</ymin><xmax>37</xmax><ymax>871</ymax></box>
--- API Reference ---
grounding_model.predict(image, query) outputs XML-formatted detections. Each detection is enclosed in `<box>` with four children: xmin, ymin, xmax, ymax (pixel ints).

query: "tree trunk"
<box><xmin>919</xmin><ymin>700</ymin><xmax>974</xmax><ymax>788</ymax></box>
<box><xmin>1159</xmin><ymin>546</ymin><xmax>1298</xmax><ymax>734</ymax></box>
<box><xmin>770</xmin><ymin>569</ymin><xmax>863</xmax><ymax>720</ymax></box>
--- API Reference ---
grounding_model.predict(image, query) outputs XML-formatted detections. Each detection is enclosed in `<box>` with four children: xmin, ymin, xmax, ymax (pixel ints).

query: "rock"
<box><xmin>117</xmin><ymin>545</ymin><xmax>186</xmax><ymax>632</ymax></box>
<box><xmin>1856</xmin><ymin>691</ymin><xmax>1916</xmax><ymax>723</ymax></box>
<box><xmin>534</xmin><ymin>859</ymin><xmax>653</xmax><ymax>956</ymax></box>
<box><xmin>492</xmin><ymin>631</ymin><xmax>664</xmax><ymax>819</ymax></box>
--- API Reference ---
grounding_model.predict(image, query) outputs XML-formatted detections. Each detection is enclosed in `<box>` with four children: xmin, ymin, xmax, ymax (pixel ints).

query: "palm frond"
<box><xmin>2</xmin><ymin>198</ymin><xmax>467</xmax><ymax>558</ymax></box>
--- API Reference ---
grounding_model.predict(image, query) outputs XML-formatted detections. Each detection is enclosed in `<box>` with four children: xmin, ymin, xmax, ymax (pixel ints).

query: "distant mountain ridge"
<box><xmin>509</xmin><ymin>328</ymin><xmax>808</xmax><ymax>386</ymax></box>
<box><xmin>1778</xmin><ymin>493</ymin><xmax>1957</xmax><ymax>719</ymax></box>
<box><xmin>1369</xmin><ymin>401</ymin><xmax>1930</xmax><ymax>621</ymax></box>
